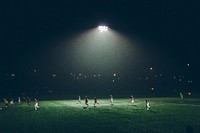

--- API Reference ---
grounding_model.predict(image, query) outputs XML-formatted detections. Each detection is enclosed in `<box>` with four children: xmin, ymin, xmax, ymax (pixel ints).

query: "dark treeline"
<box><xmin>0</xmin><ymin>71</ymin><xmax>195</xmax><ymax>100</ymax></box>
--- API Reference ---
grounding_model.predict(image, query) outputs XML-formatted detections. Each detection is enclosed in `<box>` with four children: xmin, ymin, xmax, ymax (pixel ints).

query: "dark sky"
<box><xmin>1</xmin><ymin>0</ymin><xmax>199</xmax><ymax>95</ymax></box>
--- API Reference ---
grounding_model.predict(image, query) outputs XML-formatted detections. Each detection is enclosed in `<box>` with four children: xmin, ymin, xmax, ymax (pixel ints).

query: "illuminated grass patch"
<box><xmin>0</xmin><ymin>98</ymin><xmax>200</xmax><ymax>133</ymax></box>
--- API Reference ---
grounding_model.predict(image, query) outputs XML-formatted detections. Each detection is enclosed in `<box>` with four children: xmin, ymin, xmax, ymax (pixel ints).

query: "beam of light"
<box><xmin>61</xmin><ymin>25</ymin><xmax>139</xmax><ymax>74</ymax></box>
<box><xmin>98</xmin><ymin>26</ymin><xmax>108</xmax><ymax>32</ymax></box>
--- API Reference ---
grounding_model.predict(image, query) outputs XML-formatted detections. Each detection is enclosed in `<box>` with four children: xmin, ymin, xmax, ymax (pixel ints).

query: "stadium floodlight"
<box><xmin>98</xmin><ymin>25</ymin><xmax>108</xmax><ymax>32</ymax></box>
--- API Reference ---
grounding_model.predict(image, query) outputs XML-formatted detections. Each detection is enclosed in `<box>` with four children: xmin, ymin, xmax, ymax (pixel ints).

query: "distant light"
<box><xmin>188</xmin><ymin>92</ymin><xmax>191</xmax><ymax>95</ymax></box>
<box><xmin>150</xmin><ymin>67</ymin><xmax>153</xmax><ymax>70</ymax></box>
<box><xmin>34</xmin><ymin>70</ymin><xmax>37</xmax><ymax>72</ymax></box>
<box><xmin>11</xmin><ymin>74</ymin><xmax>15</xmax><ymax>77</ymax></box>
<box><xmin>151</xmin><ymin>88</ymin><xmax>154</xmax><ymax>91</ymax></box>
<box><xmin>112</xmin><ymin>80</ymin><xmax>115</xmax><ymax>82</ymax></box>
<box><xmin>187</xmin><ymin>64</ymin><xmax>190</xmax><ymax>67</ymax></box>
<box><xmin>98</xmin><ymin>25</ymin><xmax>108</xmax><ymax>32</ymax></box>
<box><xmin>113</xmin><ymin>73</ymin><xmax>116</xmax><ymax>77</ymax></box>
<box><xmin>52</xmin><ymin>74</ymin><xmax>56</xmax><ymax>77</ymax></box>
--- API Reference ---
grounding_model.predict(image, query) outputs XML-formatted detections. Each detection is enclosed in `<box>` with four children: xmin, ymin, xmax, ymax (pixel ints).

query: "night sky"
<box><xmin>1</xmin><ymin>0</ymin><xmax>199</xmax><ymax>97</ymax></box>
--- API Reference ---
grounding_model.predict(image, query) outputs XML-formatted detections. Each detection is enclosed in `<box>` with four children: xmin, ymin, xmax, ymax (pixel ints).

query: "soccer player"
<box><xmin>4</xmin><ymin>99</ymin><xmax>9</xmax><ymax>108</ymax></box>
<box><xmin>94</xmin><ymin>97</ymin><xmax>99</xmax><ymax>107</ymax></box>
<box><xmin>110</xmin><ymin>95</ymin><xmax>114</xmax><ymax>105</ymax></box>
<box><xmin>130</xmin><ymin>95</ymin><xmax>135</xmax><ymax>105</ymax></box>
<box><xmin>146</xmin><ymin>99</ymin><xmax>150</xmax><ymax>110</ymax></box>
<box><xmin>78</xmin><ymin>96</ymin><xmax>81</xmax><ymax>103</ymax></box>
<box><xmin>85</xmin><ymin>96</ymin><xmax>89</xmax><ymax>107</ymax></box>
<box><xmin>34</xmin><ymin>99</ymin><xmax>40</xmax><ymax>110</ymax></box>
<box><xmin>10</xmin><ymin>99</ymin><xmax>14</xmax><ymax>105</ymax></box>
<box><xmin>18</xmin><ymin>97</ymin><xmax>21</xmax><ymax>104</ymax></box>
<box><xmin>27</xmin><ymin>97</ymin><xmax>31</xmax><ymax>105</ymax></box>
<box><xmin>180</xmin><ymin>92</ymin><xmax>183</xmax><ymax>103</ymax></box>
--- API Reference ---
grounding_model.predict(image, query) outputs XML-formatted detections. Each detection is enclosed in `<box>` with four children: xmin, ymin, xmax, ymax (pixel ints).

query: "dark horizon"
<box><xmin>1</xmin><ymin>0</ymin><xmax>199</xmax><ymax>98</ymax></box>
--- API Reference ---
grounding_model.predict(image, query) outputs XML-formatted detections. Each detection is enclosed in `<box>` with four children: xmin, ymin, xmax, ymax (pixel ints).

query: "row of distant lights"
<box><xmin>43</xmin><ymin>73</ymin><xmax>194</xmax><ymax>84</ymax></box>
<box><xmin>69</xmin><ymin>73</ymin><xmax>120</xmax><ymax>82</ymax></box>
<box><xmin>70</xmin><ymin>73</ymin><xmax>118</xmax><ymax>78</ymax></box>
<box><xmin>9</xmin><ymin>72</ymin><xmax>192</xmax><ymax>82</ymax></box>
<box><xmin>8</xmin><ymin>64</ymin><xmax>191</xmax><ymax>78</ymax></box>
<box><xmin>9</xmin><ymin>72</ymin><xmax>118</xmax><ymax>78</ymax></box>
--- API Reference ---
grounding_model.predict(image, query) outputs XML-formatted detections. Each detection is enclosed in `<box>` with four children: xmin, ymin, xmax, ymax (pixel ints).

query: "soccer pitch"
<box><xmin>0</xmin><ymin>98</ymin><xmax>200</xmax><ymax>133</ymax></box>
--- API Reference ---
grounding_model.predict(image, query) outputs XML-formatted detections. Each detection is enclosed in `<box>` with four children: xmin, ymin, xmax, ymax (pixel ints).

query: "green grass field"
<box><xmin>0</xmin><ymin>98</ymin><xmax>200</xmax><ymax>133</ymax></box>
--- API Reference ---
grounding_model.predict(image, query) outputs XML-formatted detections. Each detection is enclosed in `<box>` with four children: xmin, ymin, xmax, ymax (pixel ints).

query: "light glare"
<box><xmin>98</xmin><ymin>26</ymin><xmax>108</xmax><ymax>32</ymax></box>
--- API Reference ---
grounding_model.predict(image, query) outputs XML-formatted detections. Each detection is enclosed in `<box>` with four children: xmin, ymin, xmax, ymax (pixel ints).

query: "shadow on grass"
<box><xmin>83</xmin><ymin>107</ymin><xmax>88</xmax><ymax>109</ymax></box>
<box><xmin>128</xmin><ymin>104</ymin><xmax>138</xmax><ymax>107</ymax></box>
<box><xmin>25</xmin><ymin>108</ymin><xmax>35</xmax><ymax>112</ymax></box>
<box><xmin>148</xmin><ymin>110</ymin><xmax>157</xmax><ymax>113</ymax></box>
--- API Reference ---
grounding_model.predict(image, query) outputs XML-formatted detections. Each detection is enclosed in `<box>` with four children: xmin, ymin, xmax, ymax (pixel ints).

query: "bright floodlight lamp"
<box><xmin>98</xmin><ymin>25</ymin><xmax>108</xmax><ymax>32</ymax></box>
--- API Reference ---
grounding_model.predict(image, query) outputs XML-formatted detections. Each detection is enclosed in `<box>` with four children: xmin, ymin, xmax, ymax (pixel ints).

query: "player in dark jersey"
<box><xmin>94</xmin><ymin>97</ymin><xmax>99</xmax><ymax>107</ymax></box>
<box><xmin>85</xmin><ymin>96</ymin><xmax>89</xmax><ymax>107</ymax></box>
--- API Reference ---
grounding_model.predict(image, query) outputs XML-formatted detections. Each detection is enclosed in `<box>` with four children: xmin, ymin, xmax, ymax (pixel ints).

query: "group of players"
<box><xmin>1</xmin><ymin>97</ymin><xmax>39</xmax><ymax>110</ymax></box>
<box><xmin>1</xmin><ymin>92</ymin><xmax>185</xmax><ymax>112</ymax></box>
<box><xmin>79</xmin><ymin>95</ymin><xmax>151</xmax><ymax>110</ymax></box>
<box><xmin>1</xmin><ymin>95</ymin><xmax>151</xmax><ymax>111</ymax></box>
